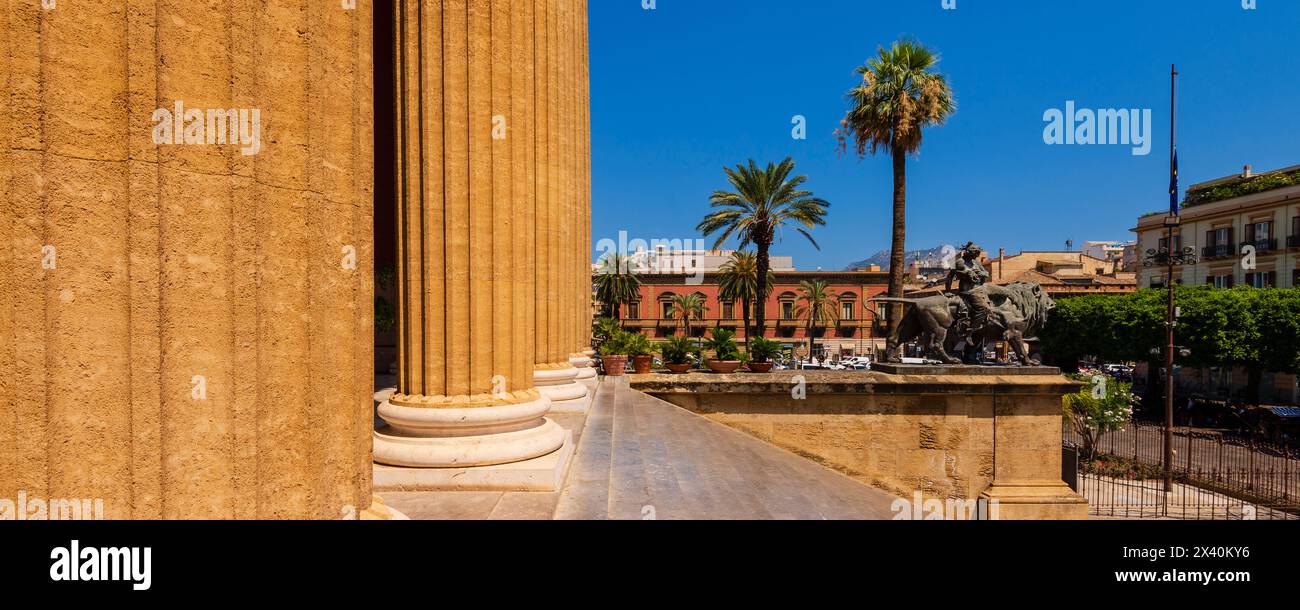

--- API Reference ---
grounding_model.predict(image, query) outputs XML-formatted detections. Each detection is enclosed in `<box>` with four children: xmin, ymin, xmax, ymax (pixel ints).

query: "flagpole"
<box><xmin>1164</xmin><ymin>63</ymin><xmax>1179</xmax><ymax>495</ymax></box>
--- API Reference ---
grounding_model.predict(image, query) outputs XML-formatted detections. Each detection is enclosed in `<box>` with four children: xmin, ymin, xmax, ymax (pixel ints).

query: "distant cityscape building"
<box><xmin>1082</xmin><ymin>240</ymin><xmax>1135</xmax><ymax>270</ymax></box>
<box><xmin>1131</xmin><ymin>163</ymin><xmax>1300</xmax><ymax>405</ymax></box>
<box><xmin>1133</xmin><ymin>163</ymin><xmax>1300</xmax><ymax>289</ymax></box>
<box><xmin>907</xmin><ymin>249</ymin><xmax>1136</xmax><ymax>299</ymax></box>
<box><xmin>599</xmin><ymin>250</ymin><xmax>891</xmax><ymax>358</ymax></box>
<box><xmin>597</xmin><ymin>247</ymin><xmax>795</xmax><ymax>275</ymax></box>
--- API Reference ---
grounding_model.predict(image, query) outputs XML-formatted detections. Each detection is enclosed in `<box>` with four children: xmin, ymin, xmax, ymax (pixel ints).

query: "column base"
<box><xmin>535</xmin><ymin>364</ymin><xmax>589</xmax><ymax>414</ymax></box>
<box><xmin>979</xmin><ymin>481</ymin><xmax>1090</xmax><ymax>520</ymax></box>
<box><xmin>373</xmin><ymin>393</ymin><xmax>566</xmax><ymax>468</ymax></box>
<box><xmin>569</xmin><ymin>354</ymin><xmax>593</xmax><ymax>368</ymax></box>
<box><xmin>374</xmin><ymin>430</ymin><xmax>574</xmax><ymax>492</ymax></box>
<box><xmin>574</xmin><ymin>365</ymin><xmax>598</xmax><ymax>390</ymax></box>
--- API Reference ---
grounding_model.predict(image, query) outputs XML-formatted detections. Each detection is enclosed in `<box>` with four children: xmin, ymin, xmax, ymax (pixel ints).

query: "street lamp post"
<box><xmin>1144</xmin><ymin>239</ymin><xmax>1198</xmax><ymax>494</ymax></box>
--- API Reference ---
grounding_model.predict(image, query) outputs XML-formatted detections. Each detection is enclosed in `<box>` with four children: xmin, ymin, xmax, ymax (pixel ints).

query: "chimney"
<box><xmin>998</xmin><ymin>248</ymin><xmax>1005</xmax><ymax>281</ymax></box>
<box><xmin>1243</xmin><ymin>164</ymin><xmax>1253</xmax><ymax>178</ymax></box>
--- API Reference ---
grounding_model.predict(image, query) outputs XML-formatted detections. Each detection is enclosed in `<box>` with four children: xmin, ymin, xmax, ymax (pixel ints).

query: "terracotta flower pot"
<box><xmin>631</xmin><ymin>355</ymin><xmax>653</xmax><ymax>374</ymax></box>
<box><xmin>745</xmin><ymin>361</ymin><xmax>774</xmax><ymax>373</ymax></box>
<box><xmin>705</xmin><ymin>360</ymin><xmax>741</xmax><ymax>374</ymax></box>
<box><xmin>602</xmin><ymin>355</ymin><xmax>628</xmax><ymax>377</ymax></box>
<box><xmin>665</xmin><ymin>363</ymin><xmax>693</xmax><ymax>374</ymax></box>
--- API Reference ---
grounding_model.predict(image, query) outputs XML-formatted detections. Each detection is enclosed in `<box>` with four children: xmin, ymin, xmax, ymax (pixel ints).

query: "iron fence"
<box><xmin>1064</xmin><ymin>422</ymin><xmax>1300</xmax><ymax>520</ymax></box>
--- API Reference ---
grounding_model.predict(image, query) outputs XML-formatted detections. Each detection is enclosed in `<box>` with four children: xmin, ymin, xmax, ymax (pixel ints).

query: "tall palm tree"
<box><xmin>838</xmin><ymin>39</ymin><xmax>955</xmax><ymax>343</ymax></box>
<box><xmin>697</xmin><ymin>157</ymin><xmax>829</xmax><ymax>338</ymax></box>
<box><xmin>593</xmin><ymin>253</ymin><xmax>642</xmax><ymax>320</ymax></box>
<box><xmin>793</xmin><ymin>280</ymin><xmax>839</xmax><ymax>360</ymax></box>
<box><xmin>717</xmin><ymin>251</ymin><xmax>775</xmax><ymax>345</ymax></box>
<box><xmin>669</xmin><ymin>293</ymin><xmax>708</xmax><ymax>343</ymax></box>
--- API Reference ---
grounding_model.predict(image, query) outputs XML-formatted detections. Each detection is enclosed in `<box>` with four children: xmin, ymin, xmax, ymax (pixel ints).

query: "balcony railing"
<box><xmin>1240</xmin><ymin>239</ymin><xmax>1278</xmax><ymax>254</ymax></box>
<box><xmin>1201</xmin><ymin>244</ymin><xmax>1232</xmax><ymax>259</ymax></box>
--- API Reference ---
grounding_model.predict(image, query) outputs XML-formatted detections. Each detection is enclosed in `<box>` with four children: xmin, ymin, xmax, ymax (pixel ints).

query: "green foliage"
<box><xmin>1041</xmin><ymin>287</ymin><xmax>1300</xmax><ymax>401</ymax></box>
<box><xmin>697</xmin><ymin>158</ymin><xmax>830</xmax><ymax>253</ymax></box>
<box><xmin>718</xmin><ymin>251</ymin><xmax>776</xmax><ymax>305</ymax></box>
<box><xmin>375</xmin><ymin>296</ymin><xmax>397</xmax><ymax>334</ymax></box>
<box><xmin>1064</xmin><ymin>374</ymin><xmax>1137</xmax><ymax>460</ymax></box>
<box><xmin>794</xmin><ymin>280</ymin><xmax>839</xmax><ymax>326</ymax></box>
<box><xmin>837</xmin><ymin>38</ymin><xmax>957</xmax><ymax>158</ymax></box>
<box><xmin>697</xmin><ymin>158</ymin><xmax>829</xmax><ymax>335</ymax></box>
<box><xmin>702</xmin><ymin>328</ymin><xmax>743</xmax><ymax>362</ymax></box>
<box><xmin>623</xmin><ymin>332</ymin><xmax>653</xmax><ymax>357</ymax></box>
<box><xmin>1184</xmin><ymin>168</ymin><xmax>1300</xmax><ymax>207</ymax></box>
<box><xmin>599</xmin><ymin>330</ymin><xmax>632</xmax><ymax>357</ymax></box>
<box><xmin>747</xmin><ymin>337</ymin><xmax>782</xmax><ymax>363</ymax></box>
<box><xmin>592</xmin><ymin>317</ymin><xmax>622</xmax><ymax>351</ymax></box>
<box><xmin>593</xmin><ymin>254</ymin><xmax>643</xmax><ymax>319</ymax></box>
<box><xmin>658</xmin><ymin>335</ymin><xmax>698</xmax><ymax>365</ymax></box>
<box><xmin>669</xmin><ymin>293</ymin><xmax>709</xmax><ymax>336</ymax></box>
<box><xmin>376</xmin><ymin>266</ymin><xmax>398</xmax><ymax>292</ymax></box>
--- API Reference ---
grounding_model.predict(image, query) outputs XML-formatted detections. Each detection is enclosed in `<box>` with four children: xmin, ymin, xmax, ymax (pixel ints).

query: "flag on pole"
<box><xmin>1169</xmin><ymin>146</ymin><xmax>1179</xmax><ymax>214</ymax></box>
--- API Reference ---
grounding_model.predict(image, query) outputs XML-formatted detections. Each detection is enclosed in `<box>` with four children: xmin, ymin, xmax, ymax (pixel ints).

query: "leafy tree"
<box><xmin>717</xmin><ymin>251</ymin><xmax>774</xmax><ymax>343</ymax></box>
<box><xmin>593</xmin><ymin>253</ymin><xmax>642</xmax><ymax>320</ymax></box>
<box><xmin>1064</xmin><ymin>374</ymin><xmax>1138</xmax><ymax>460</ymax></box>
<box><xmin>838</xmin><ymin>39</ymin><xmax>955</xmax><ymax>341</ymax></box>
<box><xmin>697</xmin><ymin>158</ymin><xmax>829</xmax><ymax>337</ymax></box>
<box><xmin>1042</xmin><ymin>287</ymin><xmax>1300</xmax><ymax>405</ymax></box>
<box><xmin>669</xmin><ymin>293</ymin><xmax>708</xmax><ymax>342</ymax></box>
<box><xmin>793</xmin><ymin>280</ymin><xmax>839</xmax><ymax>359</ymax></box>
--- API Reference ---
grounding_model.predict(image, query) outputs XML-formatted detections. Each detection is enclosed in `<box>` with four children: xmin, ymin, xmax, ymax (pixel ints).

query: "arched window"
<box><xmin>840</xmin><ymin>296</ymin><xmax>857</xmax><ymax>322</ymax></box>
<box><xmin>658</xmin><ymin>292</ymin><xmax>677</xmax><ymax>320</ymax></box>
<box><xmin>778</xmin><ymin>292</ymin><xmax>797</xmax><ymax>320</ymax></box>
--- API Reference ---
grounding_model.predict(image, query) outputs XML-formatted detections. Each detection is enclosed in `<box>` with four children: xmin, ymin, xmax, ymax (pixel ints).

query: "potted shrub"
<box><xmin>702</xmin><ymin>328</ymin><xmax>743</xmax><ymax>374</ymax></box>
<box><xmin>600</xmin><ymin>331</ymin><xmax>630</xmax><ymax>377</ymax></box>
<box><xmin>746</xmin><ymin>337</ymin><xmax>781</xmax><ymax>373</ymax></box>
<box><xmin>658</xmin><ymin>335</ymin><xmax>696</xmax><ymax>374</ymax></box>
<box><xmin>625</xmin><ymin>332</ymin><xmax>654</xmax><ymax>374</ymax></box>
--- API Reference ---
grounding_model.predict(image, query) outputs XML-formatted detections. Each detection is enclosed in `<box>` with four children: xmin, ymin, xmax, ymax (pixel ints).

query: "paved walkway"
<box><xmin>553</xmin><ymin>377</ymin><xmax>897</xmax><ymax>520</ymax></box>
<box><xmin>380</xmin><ymin>377</ymin><xmax>898</xmax><ymax>520</ymax></box>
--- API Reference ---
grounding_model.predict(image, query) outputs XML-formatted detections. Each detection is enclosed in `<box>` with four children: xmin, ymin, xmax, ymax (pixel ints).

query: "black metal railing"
<box><xmin>1241</xmin><ymin>239</ymin><xmax>1278</xmax><ymax>254</ymax></box>
<box><xmin>1065</xmin><ymin>422</ymin><xmax>1300</xmax><ymax>520</ymax></box>
<box><xmin>1201</xmin><ymin>244</ymin><xmax>1233</xmax><ymax>259</ymax></box>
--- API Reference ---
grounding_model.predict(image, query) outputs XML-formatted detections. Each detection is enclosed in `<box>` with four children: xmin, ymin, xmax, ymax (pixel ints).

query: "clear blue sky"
<box><xmin>588</xmin><ymin>0</ymin><xmax>1300</xmax><ymax>270</ymax></box>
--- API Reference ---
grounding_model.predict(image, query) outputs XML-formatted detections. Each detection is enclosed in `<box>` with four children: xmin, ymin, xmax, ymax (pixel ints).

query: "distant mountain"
<box><xmin>845</xmin><ymin>244</ymin><xmax>954</xmax><ymax>272</ymax></box>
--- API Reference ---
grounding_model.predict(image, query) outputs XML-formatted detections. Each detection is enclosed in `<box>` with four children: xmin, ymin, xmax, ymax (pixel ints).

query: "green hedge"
<box><xmin>1184</xmin><ymin>168</ymin><xmax>1300</xmax><ymax>207</ymax></box>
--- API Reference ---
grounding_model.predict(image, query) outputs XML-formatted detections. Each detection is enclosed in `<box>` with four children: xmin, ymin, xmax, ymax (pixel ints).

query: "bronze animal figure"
<box><xmin>873</xmin><ymin>282</ymin><xmax>1055</xmax><ymax>366</ymax></box>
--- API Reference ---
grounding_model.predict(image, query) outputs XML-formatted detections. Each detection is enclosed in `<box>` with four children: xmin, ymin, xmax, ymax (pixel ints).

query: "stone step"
<box><xmin>552</xmin><ymin>378</ymin><xmax>618</xmax><ymax>520</ymax></box>
<box><xmin>555</xmin><ymin>376</ymin><xmax>898</xmax><ymax>520</ymax></box>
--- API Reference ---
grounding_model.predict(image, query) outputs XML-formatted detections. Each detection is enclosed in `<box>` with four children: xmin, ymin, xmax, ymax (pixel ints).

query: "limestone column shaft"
<box><xmin>531</xmin><ymin>0</ymin><xmax>590</xmax><ymax>410</ymax></box>
<box><xmin>379</xmin><ymin>0</ymin><xmax>564</xmax><ymax>468</ymax></box>
<box><xmin>573</xmin><ymin>0</ymin><xmax>598</xmax><ymax>384</ymax></box>
<box><xmin>1</xmin><ymin>0</ymin><xmax>375</xmax><ymax>519</ymax></box>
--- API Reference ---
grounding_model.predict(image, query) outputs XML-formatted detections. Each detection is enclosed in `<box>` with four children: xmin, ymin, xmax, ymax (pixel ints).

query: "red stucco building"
<box><xmin>610</xmin><ymin>269</ymin><xmax>893</xmax><ymax>358</ymax></box>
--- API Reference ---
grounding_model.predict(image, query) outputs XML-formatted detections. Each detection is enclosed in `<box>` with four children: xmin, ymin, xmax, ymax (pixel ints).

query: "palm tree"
<box><xmin>793</xmin><ymin>280</ymin><xmax>839</xmax><ymax>361</ymax></box>
<box><xmin>838</xmin><ymin>39</ymin><xmax>955</xmax><ymax>343</ymax></box>
<box><xmin>593</xmin><ymin>253</ymin><xmax>642</xmax><ymax>320</ymax></box>
<box><xmin>697</xmin><ymin>158</ymin><xmax>829</xmax><ymax>338</ymax></box>
<box><xmin>717</xmin><ymin>251</ymin><xmax>775</xmax><ymax>345</ymax></box>
<box><xmin>669</xmin><ymin>293</ymin><xmax>708</xmax><ymax>343</ymax></box>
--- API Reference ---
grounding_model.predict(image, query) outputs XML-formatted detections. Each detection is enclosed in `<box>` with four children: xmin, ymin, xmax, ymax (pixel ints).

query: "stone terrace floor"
<box><xmin>379</xmin><ymin>377</ymin><xmax>899</xmax><ymax>520</ymax></box>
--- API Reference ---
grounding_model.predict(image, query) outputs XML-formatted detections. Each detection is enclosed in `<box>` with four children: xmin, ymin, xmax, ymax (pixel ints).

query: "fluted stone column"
<box><xmin>0</xmin><ymin>1</ymin><xmax>376</xmax><ymax>519</ymax></box>
<box><xmin>376</xmin><ymin>0</ymin><xmax>568</xmax><ymax>470</ymax></box>
<box><xmin>532</xmin><ymin>0</ymin><xmax>591</xmax><ymax>412</ymax></box>
<box><xmin>568</xmin><ymin>0</ymin><xmax>597</xmax><ymax>388</ymax></box>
